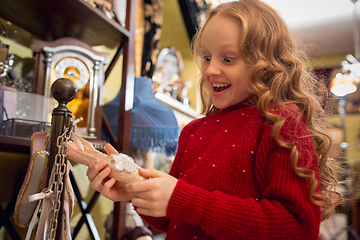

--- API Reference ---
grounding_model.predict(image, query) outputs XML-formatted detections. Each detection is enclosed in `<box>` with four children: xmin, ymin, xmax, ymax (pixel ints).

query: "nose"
<box><xmin>204</xmin><ymin>59</ymin><xmax>221</xmax><ymax>76</ymax></box>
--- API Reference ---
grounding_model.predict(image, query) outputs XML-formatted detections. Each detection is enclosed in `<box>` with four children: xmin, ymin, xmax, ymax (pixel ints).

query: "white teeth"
<box><xmin>213</xmin><ymin>83</ymin><xmax>229</xmax><ymax>87</ymax></box>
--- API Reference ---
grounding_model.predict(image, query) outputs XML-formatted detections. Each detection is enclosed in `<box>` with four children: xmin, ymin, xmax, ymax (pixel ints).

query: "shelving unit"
<box><xmin>0</xmin><ymin>0</ymin><xmax>137</xmax><ymax>239</ymax></box>
<box><xmin>0</xmin><ymin>0</ymin><xmax>129</xmax><ymax>48</ymax></box>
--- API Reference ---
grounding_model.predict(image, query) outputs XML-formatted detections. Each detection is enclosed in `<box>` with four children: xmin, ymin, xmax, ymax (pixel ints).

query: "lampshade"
<box><xmin>330</xmin><ymin>73</ymin><xmax>357</xmax><ymax>97</ymax></box>
<box><xmin>102</xmin><ymin>76</ymin><xmax>180</xmax><ymax>156</ymax></box>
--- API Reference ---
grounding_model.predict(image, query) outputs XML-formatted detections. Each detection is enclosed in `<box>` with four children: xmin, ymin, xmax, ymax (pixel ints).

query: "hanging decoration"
<box><xmin>102</xmin><ymin>77</ymin><xmax>179</xmax><ymax>156</ymax></box>
<box><xmin>141</xmin><ymin>0</ymin><xmax>164</xmax><ymax>78</ymax></box>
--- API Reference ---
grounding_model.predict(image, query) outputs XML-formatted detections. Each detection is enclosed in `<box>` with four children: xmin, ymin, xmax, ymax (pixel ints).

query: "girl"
<box><xmin>87</xmin><ymin>0</ymin><xmax>342</xmax><ymax>239</ymax></box>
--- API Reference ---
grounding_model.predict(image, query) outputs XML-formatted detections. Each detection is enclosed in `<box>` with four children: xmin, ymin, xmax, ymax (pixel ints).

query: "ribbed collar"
<box><xmin>220</xmin><ymin>97</ymin><xmax>256</xmax><ymax>113</ymax></box>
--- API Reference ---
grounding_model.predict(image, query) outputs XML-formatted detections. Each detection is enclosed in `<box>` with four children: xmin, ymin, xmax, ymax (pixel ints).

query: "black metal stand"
<box><xmin>69</xmin><ymin>171</ymin><xmax>101</xmax><ymax>240</ymax></box>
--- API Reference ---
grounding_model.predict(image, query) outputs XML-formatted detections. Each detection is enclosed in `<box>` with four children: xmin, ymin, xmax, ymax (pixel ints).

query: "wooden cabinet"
<box><xmin>0</xmin><ymin>0</ymin><xmax>137</xmax><ymax>239</ymax></box>
<box><xmin>0</xmin><ymin>0</ymin><xmax>128</xmax><ymax>48</ymax></box>
<box><xmin>0</xmin><ymin>0</ymin><xmax>136</xmax><ymax>145</ymax></box>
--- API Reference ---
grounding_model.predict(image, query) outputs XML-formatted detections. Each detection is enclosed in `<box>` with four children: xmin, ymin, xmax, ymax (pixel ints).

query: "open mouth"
<box><xmin>213</xmin><ymin>83</ymin><xmax>231</xmax><ymax>93</ymax></box>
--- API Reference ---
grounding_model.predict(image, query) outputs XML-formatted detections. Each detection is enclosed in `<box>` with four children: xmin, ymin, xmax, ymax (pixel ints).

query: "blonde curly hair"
<box><xmin>192</xmin><ymin>0</ymin><xmax>342</xmax><ymax>221</ymax></box>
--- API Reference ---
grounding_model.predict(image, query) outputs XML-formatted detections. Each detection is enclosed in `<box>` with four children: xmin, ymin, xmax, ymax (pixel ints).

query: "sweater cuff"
<box><xmin>166</xmin><ymin>179</ymin><xmax>209</xmax><ymax>224</ymax></box>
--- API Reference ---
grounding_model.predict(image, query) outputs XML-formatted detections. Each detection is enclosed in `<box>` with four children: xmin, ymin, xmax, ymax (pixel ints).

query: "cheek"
<box><xmin>201</xmin><ymin>62</ymin><xmax>208</xmax><ymax>75</ymax></box>
<box><xmin>201</xmin><ymin>68</ymin><xmax>209</xmax><ymax>82</ymax></box>
<box><xmin>204</xmin><ymin>78</ymin><xmax>211</xmax><ymax>89</ymax></box>
<box><xmin>202</xmin><ymin>79</ymin><xmax>212</xmax><ymax>94</ymax></box>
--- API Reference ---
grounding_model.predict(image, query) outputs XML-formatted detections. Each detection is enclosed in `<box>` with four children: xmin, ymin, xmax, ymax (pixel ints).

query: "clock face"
<box><xmin>51</xmin><ymin>56</ymin><xmax>91</xmax><ymax>127</ymax></box>
<box><xmin>54</xmin><ymin>57</ymin><xmax>90</xmax><ymax>89</ymax></box>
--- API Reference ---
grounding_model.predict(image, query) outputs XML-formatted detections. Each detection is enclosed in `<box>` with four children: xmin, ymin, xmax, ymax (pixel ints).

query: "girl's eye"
<box><xmin>224</xmin><ymin>57</ymin><xmax>232</xmax><ymax>63</ymax></box>
<box><xmin>202</xmin><ymin>56</ymin><xmax>211</xmax><ymax>62</ymax></box>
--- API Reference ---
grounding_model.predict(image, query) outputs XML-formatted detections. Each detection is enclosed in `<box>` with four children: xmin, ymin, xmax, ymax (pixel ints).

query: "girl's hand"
<box><xmin>126</xmin><ymin>168</ymin><xmax>178</xmax><ymax>217</ymax></box>
<box><xmin>86</xmin><ymin>143</ymin><xmax>133</xmax><ymax>202</ymax></box>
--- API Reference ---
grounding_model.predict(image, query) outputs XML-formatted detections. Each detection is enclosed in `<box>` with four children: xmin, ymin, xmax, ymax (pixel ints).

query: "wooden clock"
<box><xmin>33</xmin><ymin>37</ymin><xmax>110</xmax><ymax>139</ymax></box>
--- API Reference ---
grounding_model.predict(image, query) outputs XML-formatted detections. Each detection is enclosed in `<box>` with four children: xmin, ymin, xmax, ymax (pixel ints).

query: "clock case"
<box><xmin>33</xmin><ymin>37</ymin><xmax>110</xmax><ymax>138</ymax></box>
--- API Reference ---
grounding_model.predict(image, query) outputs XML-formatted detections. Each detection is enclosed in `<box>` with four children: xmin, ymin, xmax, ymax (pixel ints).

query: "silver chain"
<box><xmin>47</xmin><ymin>127</ymin><xmax>71</xmax><ymax>240</ymax></box>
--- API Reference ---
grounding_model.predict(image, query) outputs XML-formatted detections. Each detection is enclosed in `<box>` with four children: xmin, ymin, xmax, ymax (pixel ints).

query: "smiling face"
<box><xmin>200</xmin><ymin>13</ymin><xmax>252</xmax><ymax>110</ymax></box>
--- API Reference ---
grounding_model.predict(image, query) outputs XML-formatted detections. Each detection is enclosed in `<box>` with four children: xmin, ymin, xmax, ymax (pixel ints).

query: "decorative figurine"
<box><xmin>66</xmin><ymin>132</ymin><xmax>143</xmax><ymax>183</ymax></box>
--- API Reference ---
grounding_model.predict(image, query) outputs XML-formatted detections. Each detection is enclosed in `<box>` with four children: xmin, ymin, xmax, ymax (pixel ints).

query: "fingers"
<box><xmin>105</xmin><ymin>143</ymin><xmax>119</xmax><ymax>155</ymax></box>
<box><xmin>86</xmin><ymin>160</ymin><xmax>107</xmax><ymax>181</ymax></box>
<box><xmin>86</xmin><ymin>160</ymin><xmax>112</xmax><ymax>192</ymax></box>
<box><xmin>126</xmin><ymin>172</ymin><xmax>178</xmax><ymax>217</ymax></box>
<box><xmin>126</xmin><ymin>169</ymin><xmax>169</xmax><ymax>193</ymax></box>
<box><xmin>131</xmin><ymin>193</ymin><xmax>159</xmax><ymax>216</ymax></box>
<box><xmin>130</xmin><ymin>187</ymin><xmax>168</xmax><ymax>217</ymax></box>
<box><xmin>135</xmin><ymin>206</ymin><xmax>165</xmax><ymax>218</ymax></box>
<box><xmin>90</xmin><ymin>167</ymin><xmax>112</xmax><ymax>192</ymax></box>
<box><xmin>138</xmin><ymin>168</ymin><xmax>165</xmax><ymax>179</ymax></box>
<box><xmin>100</xmin><ymin>178</ymin><xmax>116</xmax><ymax>196</ymax></box>
<box><xmin>126</xmin><ymin>178</ymin><xmax>152</xmax><ymax>193</ymax></box>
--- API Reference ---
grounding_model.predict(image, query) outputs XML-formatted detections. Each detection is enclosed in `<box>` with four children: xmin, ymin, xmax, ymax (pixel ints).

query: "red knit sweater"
<box><xmin>140</xmin><ymin>100</ymin><xmax>321</xmax><ymax>239</ymax></box>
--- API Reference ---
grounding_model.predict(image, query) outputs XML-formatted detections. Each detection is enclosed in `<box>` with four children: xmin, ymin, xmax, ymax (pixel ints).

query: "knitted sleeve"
<box><xmin>164</xmin><ymin>114</ymin><xmax>321</xmax><ymax>239</ymax></box>
<box><xmin>137</xmin><ymin>118</ymin><xmax>201</xmax><ymax>232</ymax></box>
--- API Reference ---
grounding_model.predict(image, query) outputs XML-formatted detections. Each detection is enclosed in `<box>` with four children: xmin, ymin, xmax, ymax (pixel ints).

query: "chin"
<box><xmin>212</xmin><ymin>102</ymin><xmax>229</xmax><ymax>110</ymax></box>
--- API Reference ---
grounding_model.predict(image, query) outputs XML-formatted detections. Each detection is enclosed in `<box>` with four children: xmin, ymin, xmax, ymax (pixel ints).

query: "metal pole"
<box><xmin>352</xmin><ymin>0</ymin><xmax>360</xmax><ymax>60</ymax></box>
<box><xmin>48</xmin><ymin>78</ymin><xmax>77</xmax><ymax>240</ymax></box>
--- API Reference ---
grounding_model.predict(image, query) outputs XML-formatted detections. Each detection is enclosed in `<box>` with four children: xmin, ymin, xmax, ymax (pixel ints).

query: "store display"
<box><xmin>1</xmin><ymin>89</ymin><xmax>56</xmax><ymax>137</ymax></box>
<box><xmin>33</xmin><ymin>37</ymin><xmax>110</xmax><ymax>138</ymax></box>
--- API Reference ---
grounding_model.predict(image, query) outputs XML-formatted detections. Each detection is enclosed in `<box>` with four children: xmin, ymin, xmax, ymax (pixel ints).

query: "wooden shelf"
<box><xmin>0</xmin><ymin>0</ymin><xmax>129</xmax><ymax>48</ymax></box>
<box><xmin>0</xmin><ymin>135</ymin><xmax>30</xmax><ymax>154</ymax></box>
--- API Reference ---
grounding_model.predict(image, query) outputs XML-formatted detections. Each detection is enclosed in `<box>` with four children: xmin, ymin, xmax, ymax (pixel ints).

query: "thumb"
<box><xmin>105</xmin><ymin>143</ymin><xmax>119</xmax><ymax>155</ymax></box>
<box><xmin>138</xmin><ymin>168</ymin><xmax>164</xmax><ymax>179</ymax></box>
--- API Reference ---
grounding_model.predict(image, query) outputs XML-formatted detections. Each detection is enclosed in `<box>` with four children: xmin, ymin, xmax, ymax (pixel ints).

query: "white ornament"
<box><xmin>108</xmin><ymin>153</ymin><xmax>140</xmax><ymax>173</ymax></box>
